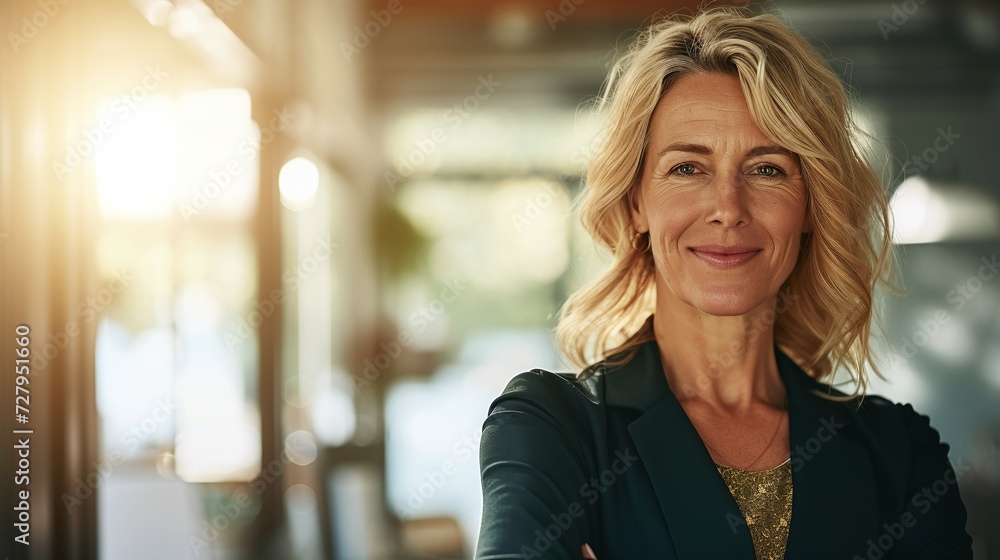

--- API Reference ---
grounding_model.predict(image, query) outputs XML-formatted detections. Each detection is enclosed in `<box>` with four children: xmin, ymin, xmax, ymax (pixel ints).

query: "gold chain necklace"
<box><xmin>701</xmin><ymin>394</ymin><xmax>788</xmax><ymax>471</ymax></box>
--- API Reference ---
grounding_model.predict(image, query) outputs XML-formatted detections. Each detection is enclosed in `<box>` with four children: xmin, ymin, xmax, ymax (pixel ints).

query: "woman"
<box><xmin>475</xmin><ymin>7</ymin><xmax>974</xmax><ymax>560</ymax></box>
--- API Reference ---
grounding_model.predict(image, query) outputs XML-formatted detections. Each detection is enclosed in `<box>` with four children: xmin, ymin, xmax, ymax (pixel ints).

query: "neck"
<box><xmin>651</xmin><ymin>286</ymin><xmax>787</xmax><ymax>414</ymax></box>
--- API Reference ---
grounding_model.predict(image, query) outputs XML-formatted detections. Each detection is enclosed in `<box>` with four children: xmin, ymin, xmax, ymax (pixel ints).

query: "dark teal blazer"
<box><xmin>476</xmin><ymin>339</ymin><xmax>973</xmax><ymax>559</ymax></box>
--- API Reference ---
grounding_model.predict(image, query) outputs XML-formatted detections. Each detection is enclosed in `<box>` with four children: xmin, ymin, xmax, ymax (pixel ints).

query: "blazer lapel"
<box><xmin>775</xmin><ymin>348</ymin><xmax>881</xmax><ymax>557</ymax></box>
<box><xmin>605</xmin><ymin>338</ymin><xmax>880</xmax><ymax>558</ymax></box>
<box><xmin>607</xmin><ymin>340</ymin><xmax>757</xmax><ymax>557</ymax></box>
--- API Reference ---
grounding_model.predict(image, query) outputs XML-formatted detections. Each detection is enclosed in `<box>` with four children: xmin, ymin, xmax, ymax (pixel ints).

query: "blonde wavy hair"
<box><xmin>554</xmin><ymin>6</ymin><xmax>899</xmax><ymax>400</ymax></box>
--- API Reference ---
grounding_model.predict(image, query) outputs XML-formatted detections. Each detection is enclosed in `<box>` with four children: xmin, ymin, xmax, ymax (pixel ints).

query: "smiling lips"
<box><xmin>689</xmin><ymin>245</ymin><xmax>762</xmax><ymax>269</ymax></box>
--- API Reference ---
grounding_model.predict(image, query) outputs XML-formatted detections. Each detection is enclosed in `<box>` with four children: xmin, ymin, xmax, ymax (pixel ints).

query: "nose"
<box><xmin>704</xmin><ymin>172</ymin><xmax>751</xmax><ymax>228</ymax></box>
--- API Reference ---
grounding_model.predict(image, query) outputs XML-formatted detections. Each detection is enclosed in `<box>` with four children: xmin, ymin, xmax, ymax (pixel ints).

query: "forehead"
<box><xmin>648</xmin><ymin>72</ymin><xmax>772</xmax><ymax>145</ymax></box>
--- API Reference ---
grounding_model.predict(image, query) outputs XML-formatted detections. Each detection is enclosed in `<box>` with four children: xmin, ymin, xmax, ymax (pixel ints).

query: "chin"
<box><xmin>686</xmin><ymin>290</ymin><xmax>762</xmax><ymax>317</ymax></box>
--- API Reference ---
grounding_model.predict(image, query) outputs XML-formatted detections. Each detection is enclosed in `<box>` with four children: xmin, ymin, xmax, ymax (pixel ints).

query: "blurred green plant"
<box><xmin>370</xmin><ymin>187</ymin><xmax>429</xmax><ymax>285</ymax></box>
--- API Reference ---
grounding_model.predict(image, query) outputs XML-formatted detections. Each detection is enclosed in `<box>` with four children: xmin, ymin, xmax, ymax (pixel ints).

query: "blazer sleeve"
<box><xmin>475</xmin><ymin>371</ymin><xmax>594</xmax><ymax>560</ymax></box>
<box><xmin>893</xmin><ymin>402</ymin><xmax>974</xmax><ymax>559</ymax></box>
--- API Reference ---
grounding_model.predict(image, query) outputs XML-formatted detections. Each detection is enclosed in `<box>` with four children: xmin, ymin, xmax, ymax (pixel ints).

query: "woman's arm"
<box><xmin>475</xmin><ymin>371</ymin><xmax>595</xmax><ymax>560</ymax></box>
<box><xmin>893</xmin><ymin>403</ymin><xmax>974</xmax><ymax>559</ymax></box>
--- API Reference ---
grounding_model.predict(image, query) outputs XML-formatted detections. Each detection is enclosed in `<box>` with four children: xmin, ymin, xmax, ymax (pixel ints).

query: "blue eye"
<box><xmin>672</xmin><ymin>163</ymin><xmax>697</xmax><ymax>175</ymax></box>
<box><xmin>754</xmin><ymin>165</ymin><xmax>783</xmax><ymax>177</ymax></box>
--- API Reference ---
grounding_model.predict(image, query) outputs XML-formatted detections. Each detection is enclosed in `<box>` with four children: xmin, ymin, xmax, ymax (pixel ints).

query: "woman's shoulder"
<box><xmin>485</xmin><ymin>368</ymin><xmax>606</xmax><ymax>433</ymax></box>
<box><xmin>844</xmin><ymin>390</ymin><xmax>944</xmax><ymax>442</ymax></box>
<box><xmin>494</xmin><ymin>367</ymin><xmax>605</xmax><ymax>411</ymax></box>
<box><xmin>838</xmin><ymin>390</ymin><xmax>956</xmax><ymax>475</ymax></box>
<box><xmin>842</xmin><ymin>391</ymin><xmax>972</xmax><ymax>553</ymax></box>
<box><xmin>480</xmin><ymin>369</ymin><xmax>607</xmax><ymax>474</ymax></box>
<box><xmin>796</xmin><ymin>373</ymin><xmax>943</xmax><ymax>441</ymax></box>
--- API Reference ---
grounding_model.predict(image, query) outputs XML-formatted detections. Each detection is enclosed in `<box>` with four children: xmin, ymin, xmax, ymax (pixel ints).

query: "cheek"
<box><xmin>757</xmin><ymin>185</ymin><xmax>807</xmax><ymax>230</ymax></box>
<box><xmin>644</xmin><ymin>197</ymin><xmax>704</xmax><ymax>284</ymax></box>
<box><xmin>646</xmin><ymin>190</ymin><xmax>697</xmax><ymax>232</ymax></box>
<box><xmin>759</xmin><ymin>193</ymin><xmax>808</xmax><ymax>268</ymax></box>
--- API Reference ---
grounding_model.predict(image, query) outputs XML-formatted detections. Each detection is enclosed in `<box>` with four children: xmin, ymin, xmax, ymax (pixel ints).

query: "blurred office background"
<box><xmin>1</xmin><ymin>0</ymin><xmax>999</xmax><ymax>558</ymax></box>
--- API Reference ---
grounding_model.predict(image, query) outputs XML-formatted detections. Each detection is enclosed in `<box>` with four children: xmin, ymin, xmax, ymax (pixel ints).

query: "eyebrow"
<box><xmin>656</xmin><ymin>143</ymin><xmax>795</xmax><ymax>159</ymax></box>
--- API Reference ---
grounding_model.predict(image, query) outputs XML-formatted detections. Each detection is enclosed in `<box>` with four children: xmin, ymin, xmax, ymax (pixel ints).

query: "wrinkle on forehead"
<box><xmin>647</xmin><ymin>74</ymin><xmax>784</xmax><ymax>158</ymax></box>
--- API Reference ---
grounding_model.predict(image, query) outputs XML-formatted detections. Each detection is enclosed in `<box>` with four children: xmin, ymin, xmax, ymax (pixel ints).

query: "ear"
<box><xmin>629</xmin><ymin>182</ymin><xmax>649</xmax><ymax>233</ymax></box>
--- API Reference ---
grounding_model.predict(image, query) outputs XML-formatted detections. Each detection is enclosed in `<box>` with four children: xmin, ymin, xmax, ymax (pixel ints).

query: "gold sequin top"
<box><xmin>715</xmin><ymin>458</ymin><xmax>793</xmax><ymax>560</ymax></box>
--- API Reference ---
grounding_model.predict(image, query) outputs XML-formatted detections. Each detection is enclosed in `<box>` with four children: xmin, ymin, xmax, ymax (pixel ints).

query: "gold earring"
<box><xmin>631</xmin><ymin>230</ymin><xmax>650</xmax><ymax>252</ymax></box>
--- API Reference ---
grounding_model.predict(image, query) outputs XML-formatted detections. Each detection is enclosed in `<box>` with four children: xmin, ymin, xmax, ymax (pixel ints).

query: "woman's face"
<box><xmin>631</xmin><ymin>72</ymin><xmax>810</xmax><ymax>316</ymax></box>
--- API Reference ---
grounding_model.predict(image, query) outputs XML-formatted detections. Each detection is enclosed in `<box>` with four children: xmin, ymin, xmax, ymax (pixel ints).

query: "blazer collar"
<box><xmin>602</xmin><ymin>337</ymin><xmax>878</xmax><ymax>557</ymax></box>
